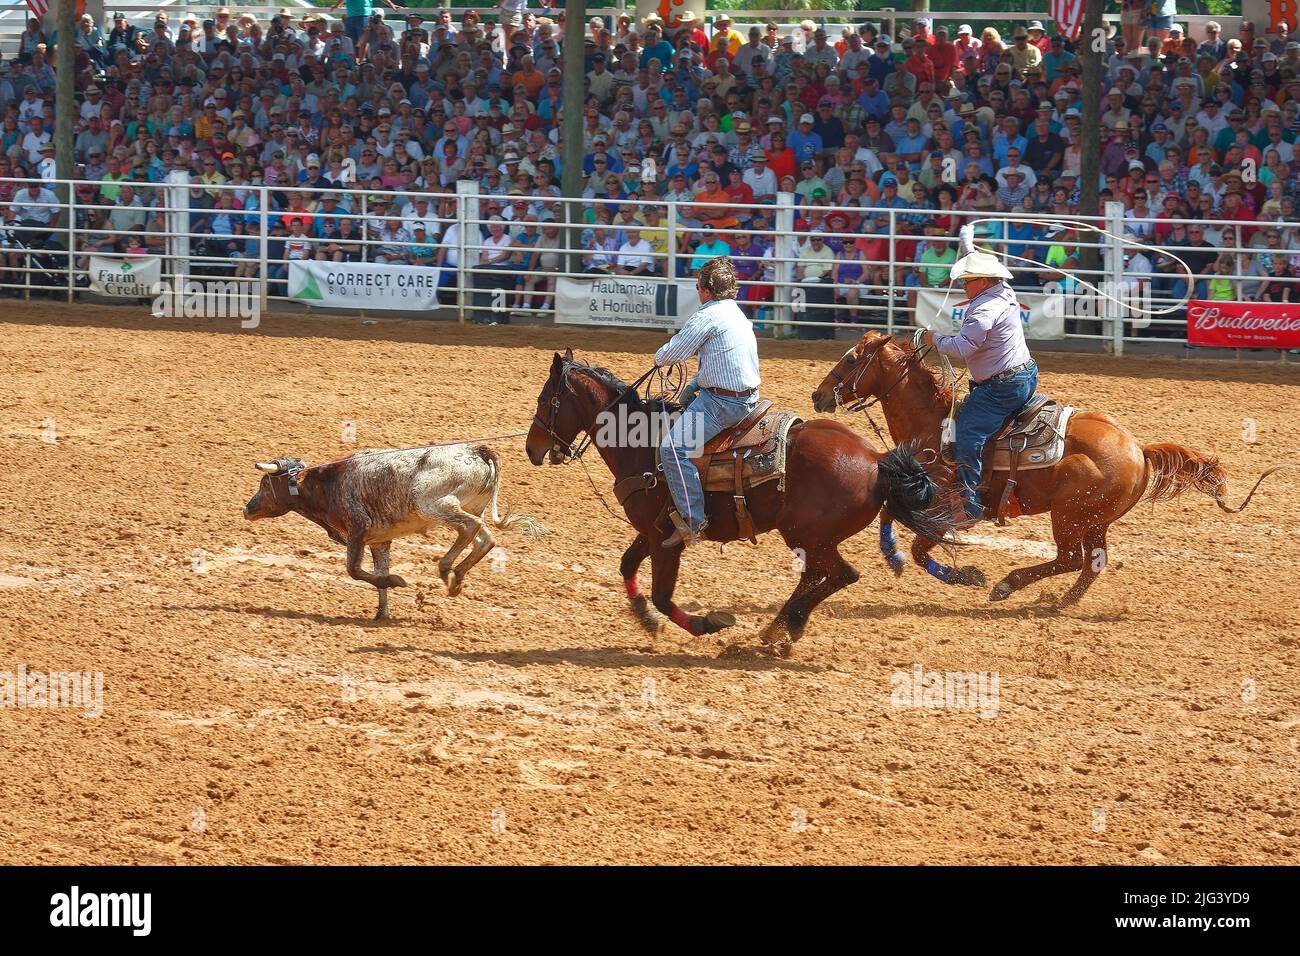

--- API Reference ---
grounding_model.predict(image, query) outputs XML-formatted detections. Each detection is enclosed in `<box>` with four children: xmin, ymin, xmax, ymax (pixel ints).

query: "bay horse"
<box><xmin>811</xmin><ymin>332</ymin><xmax>1292</xmax><ymax>606</ymax></box>
<box><xmin>526</xmin><ymin>350</ymin><xmax>963</xmax><ymax>656</ymax></box>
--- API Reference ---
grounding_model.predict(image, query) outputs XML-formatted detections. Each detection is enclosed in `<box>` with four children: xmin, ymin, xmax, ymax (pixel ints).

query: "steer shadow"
<box><xmin>169</xmin><ymin>602</ymin><xmax>399</xmax><ymax>627</ymax></box>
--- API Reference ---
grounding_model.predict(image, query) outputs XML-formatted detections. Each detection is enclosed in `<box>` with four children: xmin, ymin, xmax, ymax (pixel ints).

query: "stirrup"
<box><xmin>663</xmin><ymin>510</ymin><xmax>707</xmax><ymax>549</ymax></box>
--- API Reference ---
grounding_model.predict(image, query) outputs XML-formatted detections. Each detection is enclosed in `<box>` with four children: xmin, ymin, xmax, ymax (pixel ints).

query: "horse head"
<box><xmin>812</xmin><ymin>331</ymin><xmax>903</xmax><ymax>413</ymax></box>
<box><xmin>526</xmin><ymin>349</ymin><xmax>623</xmax><ymax>466</ymax></box>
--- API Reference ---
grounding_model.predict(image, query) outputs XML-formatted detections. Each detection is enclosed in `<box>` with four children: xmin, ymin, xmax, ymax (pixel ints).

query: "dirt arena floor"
<box><xmin>1</xmin><ymin>304</ymin><xmax>1298</xmax><ymax>866</ymax></box>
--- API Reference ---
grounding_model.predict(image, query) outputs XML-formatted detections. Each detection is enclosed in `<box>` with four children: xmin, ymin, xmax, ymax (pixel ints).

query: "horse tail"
<box><xmin>477</xmin><ymin>445</ymin><xmax>550</xmax><ymax>537</ymax></box>
<box><xmin>1141</xmin><ymin>443</ymin><xmax>1226</xmax><ymax>505</ymax></box>
<box><xmin>876</xmin><ymin>441</ymin><xmax>963</xmax><ymax>544</ymax></box>
<box><xmin>1141</xmin><ymin>444</ymin><xmax>1298</xmax><ymax>514</ymax></box>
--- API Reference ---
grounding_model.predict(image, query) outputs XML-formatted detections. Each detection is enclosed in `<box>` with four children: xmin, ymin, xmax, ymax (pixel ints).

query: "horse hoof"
<box><xmin>446</xmin><ymin>572</ymin><xmax>463</xmax><ymax>597</ymax></box>
<box><xmin>954</xmin><ymin>565</ymin><xmax>987</xmax><ymax>587</ymax></box>
<box><xmin>989</xmin><ymin>581</ymin><xmax>1013</xmax><ymax>602</ymax></box>
<box><xmin>437</xmin><ymin>566</ymin><xmax>451</xmax><ymax>584</ymax></box>
<box><xmin>704</xmin><ymin>610</ymin><xmax>736</xmax><ymax>632</ymax></box>
<box><xmin>888</xmin><ymin>556</ymin><xmax>906</xmax><ymax>578</ymax></box>
<box><xmin>766</xmin><ymin>639</ymin><xmax>793</xmax><ymax>659</ymax></box>
<box><xmin>384</xmin><ymin>575</ymin><xmax>409</xmax><ymax>589</ymax></box>
<box><xmin>637</xmin><ymin>613</ymin><xmax>663</xmax><ymax>635</ymax></box>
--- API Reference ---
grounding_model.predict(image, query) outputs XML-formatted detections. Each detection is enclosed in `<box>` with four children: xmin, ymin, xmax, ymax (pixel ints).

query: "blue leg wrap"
<box><xmin>924</xmin><ymin>557</ymin><xmax>954</xmax><ymax>584</ymax></box>
<box><xmin>878</xmin><ymin>522</ymin><xmax>905</xmax><ymax>572</ymax></box>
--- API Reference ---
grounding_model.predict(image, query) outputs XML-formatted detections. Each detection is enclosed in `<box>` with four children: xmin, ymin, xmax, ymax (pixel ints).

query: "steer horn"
<box><xmin>255</xmin><ymin>461</ymin><xmax>279</xmax><ymax>473</ymax></box>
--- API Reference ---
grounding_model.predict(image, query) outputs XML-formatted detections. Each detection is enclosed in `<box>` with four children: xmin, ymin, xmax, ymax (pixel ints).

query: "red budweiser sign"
<box><xmin>1187</xmin><ymin>300</ymin><xmax>1300</xmax><ymax>349</ymax></box>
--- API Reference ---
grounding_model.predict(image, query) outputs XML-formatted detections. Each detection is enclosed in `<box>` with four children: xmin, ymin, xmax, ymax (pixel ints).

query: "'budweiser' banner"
<box><xmin>1187</xmin><ymin>300</ymin><xmax>1300</xmax><ymax>349</ymax></box>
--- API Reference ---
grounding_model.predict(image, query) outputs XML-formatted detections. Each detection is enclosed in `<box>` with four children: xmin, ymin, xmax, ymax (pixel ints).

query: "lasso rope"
<box><xmin>962</xmin><ymin>216</ymin><xmax>1195</xmax><ymax>317</ymax></box>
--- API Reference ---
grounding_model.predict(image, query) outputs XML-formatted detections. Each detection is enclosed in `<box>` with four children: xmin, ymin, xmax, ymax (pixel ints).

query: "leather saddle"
<box><xmin>692</xmin><ymin>400</ymin><xmax>774</xmax><ymax>462</ymax></box>
<box><xmin>613</xmin><ymin>402</ymin><xmax>802</xmax><ymax>545</ymax></box>
<box><xmin>984</xmin><ymin>396</ymin><xmax>1074</xmax><ymax>471</ymax></box>
<box><xmin>943</xmin><ymin>395</ymin><xmax>1075</xmax><ymax>525</ymax></box>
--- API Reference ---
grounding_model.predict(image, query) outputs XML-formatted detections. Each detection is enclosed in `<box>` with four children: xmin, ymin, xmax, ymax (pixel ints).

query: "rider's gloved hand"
<box><xmin>678</xmin><ymin>379</ymin><xmax>701</xmax><ymax>407</ymax></box>
<box><xmin>958</xmin><ymin>224</ymin><xmax>976</xmax><ymax>257</ymax></box>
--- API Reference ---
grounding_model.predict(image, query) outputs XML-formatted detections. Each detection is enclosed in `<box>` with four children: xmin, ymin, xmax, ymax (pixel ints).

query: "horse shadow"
<box><xmin>722</xmin><ymin>594</ymin><xmax>1125</xmax><ymax>624</ymax></box>
<box><xmin>348</xmin><ymin>642</ymin><xmax>829</xmax><ymax>673</ymax></box>
<box><xmin>822</xmin><ymin>598</ymin><xmax>1128</xmax><ymax>624</ymax></box>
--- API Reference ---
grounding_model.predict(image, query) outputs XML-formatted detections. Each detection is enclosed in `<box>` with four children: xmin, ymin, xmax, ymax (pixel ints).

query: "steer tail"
<box><xmin>876</xmin><ymin>442</ymin><xmax>963</xmax><ymax>544</ymax></box>
<box><xmin>477</xmin><ymin>445</ymin><xmax>550</xmax><ymax>537</ymax></box>
<box><xmin>1142</xmin><ymin>443</ymin><xmax>1299</xmax><ymax>514</ymax></box>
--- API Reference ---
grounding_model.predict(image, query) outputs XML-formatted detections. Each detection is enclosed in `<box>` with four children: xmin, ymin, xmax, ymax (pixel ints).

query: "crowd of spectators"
<box><xmin>0</xmin><ymin>6</ymin><xmax>1297</xmax><ymax>334</ymax></box>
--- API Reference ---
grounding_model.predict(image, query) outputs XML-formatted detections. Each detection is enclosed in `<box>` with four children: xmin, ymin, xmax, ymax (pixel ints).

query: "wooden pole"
<box><xmin>561</xmin><ymin>1</ymin><xmax>587</xmax><ymax>275</ymax></box>
<box><xmin>54</xmin><ymin>0</ymin><xmax>78</xmax><ymax>210</ymax></box>
<box><xmin>1079</xmin><ymin>0</ymin><xmax>1105</xmax><ymax>278</ymax></box>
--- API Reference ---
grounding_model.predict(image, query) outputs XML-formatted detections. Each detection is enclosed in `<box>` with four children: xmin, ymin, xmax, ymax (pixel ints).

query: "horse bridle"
<box><xmin>532</xmin><ymin>362</ymin><xmax>659</xmax><ymax>464</ymax></box>
<box><xmin>829</xmin><ymin>335</ymin><xmax>932</xmax><ymax>414</ymax></box>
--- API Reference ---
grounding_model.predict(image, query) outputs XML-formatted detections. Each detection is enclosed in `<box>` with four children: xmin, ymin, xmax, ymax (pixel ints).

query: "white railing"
<box><xmin>0</xmin><ymin>5</ymin><xmax>1245</xmax><ymax>46</ymax></box>
<box><xmin>3</xmin><ymin>176</ymin><xmax>1295</xmax><ymax>357</ymax></box>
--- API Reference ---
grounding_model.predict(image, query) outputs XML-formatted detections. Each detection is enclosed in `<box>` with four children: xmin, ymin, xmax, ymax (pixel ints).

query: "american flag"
<box><xmin>1052</xmin><ymin>0</ymin><xmax>1085</xmax><ymax>40</ymax></box>
<box><xmin>25</xmin><ymin>1</ymin><xmax>85</xmax><ymax>22</ymax></box>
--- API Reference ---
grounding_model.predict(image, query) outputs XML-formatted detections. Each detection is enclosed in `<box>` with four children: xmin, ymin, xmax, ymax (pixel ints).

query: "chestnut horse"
<box><xmin>812</xmin><ymin>332</ymin><xmax>1292</xmax><ymax>606</ymax></box>
<box><xmin>526</xmin><ymin>350</ymin><xmax>963</xmax><ymax>655</ymax></box>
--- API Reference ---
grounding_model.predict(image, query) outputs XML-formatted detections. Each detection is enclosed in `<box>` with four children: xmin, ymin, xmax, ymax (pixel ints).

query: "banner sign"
<box><xmin>1187</xmin><ymin>300</ymin><xmax>1300</xmax><ymax>349</ymax></box>
<box><xmin>288</xmin><ymin>261</ymin><xmax>440</xmax><ymax>311</ymax></box>
<box><xmin>88</xmin><ymin>255</ymin><xmax>161</xmax><ymax>297</ymax></box>
<box><xmin>915</xmin><ymin>289</ymin><xmax>1066</xmax><ymax>341</ymax></box>
<box><xmin>555</xmin><ymin>275</ymin><xmax>701</xmax><ymax>330</ymax></box>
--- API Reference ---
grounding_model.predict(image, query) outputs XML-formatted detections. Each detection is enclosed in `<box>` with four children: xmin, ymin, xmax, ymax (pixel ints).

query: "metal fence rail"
<box><xmin>3</xmin><ymin>176</ymin><xmax>1296</xmax><ymax>357</ymax></box>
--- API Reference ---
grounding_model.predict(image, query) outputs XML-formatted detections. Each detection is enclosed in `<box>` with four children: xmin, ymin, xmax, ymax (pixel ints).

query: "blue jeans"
<box><xmin>954</xmin><ymin>364</ymin><xmax>1038</xmax><ymax>519</ymax></box>
<box><xmin>660</xmin><ymin>388</ymin><xmax>759</xmax><ymax>532</ymax></box>
<box><xmin>345</xmin><ymin>15</ymin><xmax>367</xmax><ymax>44</ymax></box>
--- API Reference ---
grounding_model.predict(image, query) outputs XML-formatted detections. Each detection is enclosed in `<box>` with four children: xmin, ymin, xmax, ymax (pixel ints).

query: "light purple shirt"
<box><xmin>933</xmin><ymin>282</ymin><xmax>1033</xmax><ymax>383</ymax></box>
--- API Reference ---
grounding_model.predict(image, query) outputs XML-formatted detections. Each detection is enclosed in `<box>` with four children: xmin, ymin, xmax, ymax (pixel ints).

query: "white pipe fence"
<box><xmin>3</xmin><ymin>176</ymin><xmax>1296</xmax><ymax>356</ymax></box>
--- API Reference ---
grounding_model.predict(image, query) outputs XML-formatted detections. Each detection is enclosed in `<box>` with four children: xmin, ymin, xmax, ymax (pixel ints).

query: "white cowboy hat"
<box><xmin>949</xmin><ymin>250</ymin><xmax>1013</xmax><ymax>282</ymax></box>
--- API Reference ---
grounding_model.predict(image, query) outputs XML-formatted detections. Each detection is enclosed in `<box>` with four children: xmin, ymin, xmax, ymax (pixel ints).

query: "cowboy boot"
<box><xmin>663</xmin><ymin>509</ymin><xmax>708</xmax><ymax>549</ymax></box>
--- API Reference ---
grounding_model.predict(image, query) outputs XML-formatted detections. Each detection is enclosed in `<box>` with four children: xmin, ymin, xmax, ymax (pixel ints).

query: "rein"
<box><xmin>532</xmin><ymin>363</ymin><xmax>659</xmax><ymax>464</ymax></box>
<box><xmin>535</xmin><ymin>361</ymin><xmax>687</xmax><ymax>528</ymax></box>
<box><xmin>830</xmin><ymin>337</ymin><xmax>939</xmax><ymax>451</ymax></box>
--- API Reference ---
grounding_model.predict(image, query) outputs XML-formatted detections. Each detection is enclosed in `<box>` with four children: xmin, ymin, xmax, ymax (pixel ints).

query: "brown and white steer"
<box><xmin>243</xmin><ymin>445</ymin><xmax>541</xmax><ymax>619</ymax></box>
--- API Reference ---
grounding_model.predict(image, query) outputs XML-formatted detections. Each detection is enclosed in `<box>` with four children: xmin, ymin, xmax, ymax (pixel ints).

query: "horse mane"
<box><xmin>880</xmin><ymin>337</ymin><xmax>956</xmax><ymax>411</ymax></box>
<box><xmin>563</xmin><ymin>359</ymin><xmax>683</xmax><ymax>415</ymax></box>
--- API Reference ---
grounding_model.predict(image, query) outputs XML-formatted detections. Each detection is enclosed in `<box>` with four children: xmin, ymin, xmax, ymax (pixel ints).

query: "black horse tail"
<box><xmin>875</xmin><ymin>441</ymin><xmax>964</xmax><ymax>545</ymax></box>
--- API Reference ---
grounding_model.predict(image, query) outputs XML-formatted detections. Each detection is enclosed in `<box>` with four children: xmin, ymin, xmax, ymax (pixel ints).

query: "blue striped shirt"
<box><xmin>655</xmin><ymin>298</ymin><xmax>761</xmax><ymax>393</ymax></box>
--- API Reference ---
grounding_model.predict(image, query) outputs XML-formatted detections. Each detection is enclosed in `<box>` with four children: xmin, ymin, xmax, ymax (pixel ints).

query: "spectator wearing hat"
<box><xmin>901</xmin><ymin>36</ymin><xmax>935</xmax><ymax>88</ymax></box>
<box><xmin>793</xmin><ymin>157</ymin><xmax>827</xmax><ymax>202</ymax></box>
<box><xmin>711</xmin><ymin>14</ymin><xmax>744</xmax><ymax>58</ymax></box>
<box><xmin>1042</xmin><ymin>34</ymin><xmax>1076</xmax><ymax>83</ymax></box>
<box><xmin>926</xmin><ymin>26</ymin><xmax>959</xmax><ymax>83</ymax></box>
<box><xmin>743</xmin><ymin>149</ymin><xmax>777</xmax><ymax>203</ymax></box>
<box><xmin>787</xmin><ymin>112</ymin><xmax>823</xmax><ymax>163</ymax></box>
<box><xmin>795</xmin><ymin>231</ymin><xmax>836</xmax><ymax>340</ymax></box>
<box><xmin>812</xmin><ymin>98</ymin><xmax>846</xmax><ymax>150</ymax></box>
<box><xmin>1025</xmin><ymin>20</ymin><xmax>1050</xmax><ymax>54</ymax></box>
<box><xmin>1009</xmin><ymin>27</ymin><xmax>1042</xmax><ymax>77</ymax></box>
<box><xmin>733</xmin><ymin>27</ymin><xmax>773</xmax><ymax>78</ymax></box>
<box><xmin>867</xmin><ymin>36</ymin><xmax>897</xmax><ymax>86</ymax></box>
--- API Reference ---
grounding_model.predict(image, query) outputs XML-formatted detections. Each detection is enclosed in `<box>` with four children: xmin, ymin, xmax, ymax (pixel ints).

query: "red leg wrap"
<box><xmin>669</xmin><ymin>606</ymin><xmax>700</xmax><ymax>635</ymax></box>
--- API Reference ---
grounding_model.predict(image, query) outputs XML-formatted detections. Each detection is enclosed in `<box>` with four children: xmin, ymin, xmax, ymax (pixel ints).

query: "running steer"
<box><xmin>243</xmin><ymin>445</ymin><xmax>542</xmax><ymax>619</ymax></box>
